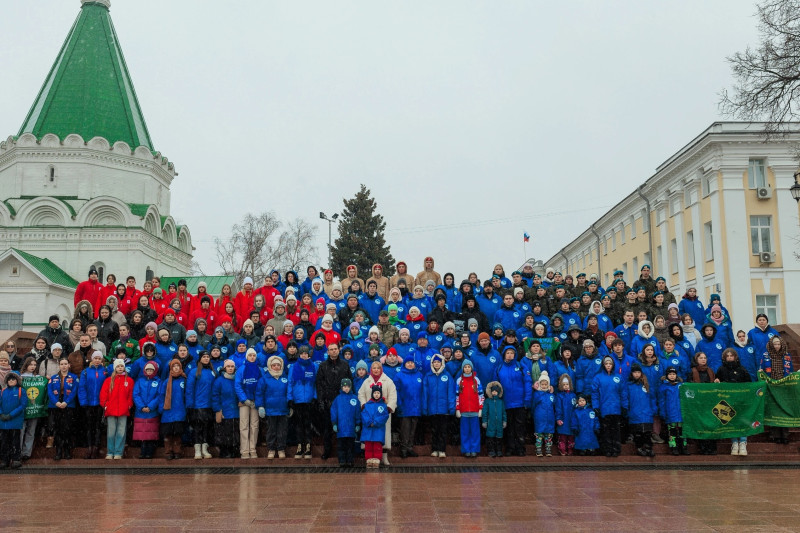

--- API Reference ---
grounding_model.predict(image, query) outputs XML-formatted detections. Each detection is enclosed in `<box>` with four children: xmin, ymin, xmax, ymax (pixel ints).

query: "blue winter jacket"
<box><xmin>532</xmin><ymin>389</ymin><xmax>556</xmax><ymax>434</ymax></box>
<box><xmin>748</xmin><ymin>326</ymin><xmax>779</xmax><ymax>357</ymax></box>
<box><xmin>659</xmin><ymin>352</ymin><xmax>690</xmax><ymax>382</ymax></box>
<box><xmin>47</xmin><ymin>372</ymin><xmax>79</xmax><ymax>408</ymax></box>
<box><xmin>133</xmin><ymin>376</ymin><xmax>161</xmax><ymax>418</ymax></box>
<box><xmin>553</xmin><ymin>361</ymin><xmax>576</xmax><ymax>389</ymax></box>
<box><xmin>574</xmin><ymin>354</ymin><xmax>602</xmax><ymax>395</ymax></box>
<box><xmin>622</xmin><ymin>380</ymin><xmax>656</xmax><ymax>424</ymax></box>
<box><xmin>255</xmin><ymin>373</ymin><xmax>290</xmax><ymax>416</ymax></box>
<box><xmin>494</xmin><ymin>357</ymin><xmax>532</xmax><ymax>410</ymax></box>
<box><xmin>471</xmin><ymin>348</ymin><xmax>501</xmax><ymax>388</ymax></box>
<box><xmin>78</xmin><ymin>365</ymin><xmax>108</xmax><ymax>407</ymax></box>
<box><xmin>155</xmin><ymin>341</ymin><xmax>179</xmax><ymax>369</ymax></box>
<box><xmin>583</xmin><ymin>313</ymin><xmax>614</xmax><ymax>332</ymax></box>
<box><xmin>476</xmin><ymin>293</ymin><xmax>502</xmax><ymax>322</ymax></box>
<box><xmin>406</xmin><ymin>297</ymin><xmax>431</xmax><ymax>319</ymax></box>
<box><xmin>287</xmin><ymin>360</ymin><xmax>317</xmax><ymax>404</ymax></box>
<box><xmin>360</xmin><ymin>400</ymin><xmax>390</xmax><ymax>443</ymax></box>
<box><xmin>571</xmin><ymin>405</ymin><xmax>600</xmax><ymax>450</ymax></box>
<box><xmin>130</xmin><ymin>355</ymin><xmax>158</xmax><ymax>381</ymax></box>
<box><xmin>395</xmin><ymin>366</ymin><xmax>424</xmax><ymax>417</ymax></box>
<box><xmin>186</xmin><ymin>367</ymin><xmax>216</xmax><ymax>409</ymax></box>
<box><xmin>361</xmin><ymin>295</ymin><xmax>386</xmax><ymax>324</ymax></box>
<box><xmin>493</xmin><ymin>306</ymin><xmax>522</xmax><ymax>331</ymax></box>
<box><xmin>0</xmin><ymin>385</ymin><xmax>28</xmax><ymax>430</ymax></box>
<box><xmin>638</xmin><ymin>360</ymin><xmax>663</xmax><ymax>398</ymax></box>
<box><xmin>211</xmin><ymin>375</ymin><xmax>239</xmax><ymax>419</ymax></box>
<box><xmin>554</xmin><ymin>390</ymin><xmax>577</xmax><ymax>434</ymax></box>
<box><xmin>678</xmin><ymin>297</ymin><xmax>706</xmax><ymax>328</ymax></box>
<box><xmin>613</xmin><ymin>324</ymin><xmax>637</xmax><ymax>357</ymax></box>
<box><xmin>158</xmin><ymin>376</ymin><xmax>187</xmax><ymax>423</ymax></box>
<box><xmin>630</xmin><ymin>334</ymin><xmax>662</xmax><ymax>360</ymax></box>
<box><xmin>696</xmin><ymin>325</ymin><xmax>728</xmax><ymax>371</ymax></box>
<box><xmin>423</xmin><ymin>357</ymin><xmax>456</xmax><ymax>416</ymax></box>
<box><xmin>234</xmin><ymin>363</ymin><xmax>266</xmax><ymax>403</ymax></box>
<box><xmin>330</xmin><ymin>391</ymin><xmax>360</xmax><ymax>438</ymax></box>
<box><xmin>658</xmin><ymin>379</ymin><xmax>682</xmax><ymax>424</ymax></box>
<box><xmin>734</xmin><ymin>342</ymin><xmax>759</xmax><ymax>382</ymax></box>
<box><xmin>591</xmin><ymin>363</ymin><xmax>623</xmax><ymax>417</ymax></box>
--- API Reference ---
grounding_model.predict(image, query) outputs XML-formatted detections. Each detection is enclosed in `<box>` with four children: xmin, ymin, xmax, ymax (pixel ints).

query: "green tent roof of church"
<box><xmin>18</xmin><ymin>0</ymin><xmax>155</xmax><ymax>151</ymax></box>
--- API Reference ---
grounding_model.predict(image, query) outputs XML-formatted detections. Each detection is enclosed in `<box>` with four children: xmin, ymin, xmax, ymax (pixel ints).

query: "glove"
<box><xmin>456</xmin><ymin>410</ymin><xmax>461</xmax><ymax>418</ymax></box>
<box><xmin>0</xmin><ymin>414</ymin><xmax>10</xmax><ymax>421</ymax></box>
<box><xmin>481</xmin><ymin>423</ymin><xmax>487</xmax><ymax>429</ymax></box>
<box><xmin>333</xmin><ymin>425</ymin><xmax>338</xmax><ymax>433</ymax></box>
<box><xmin>215</xmin><ymin>411</ymin><xmax>223</xmax><ymax>424</ymax></box>
<box><xmin>288</xmin><ymin>408</ymin><xmax>294</xmax><ymax>418</ymax></box>
<box><xmin>478</xmin><ymin>409</ymin><xmax>482</xmax><ymax>418</ymax></box>
<box><xmin>244</xmin><ymin>399</ymin><xmax>254</xmax><ymax>408</ymax></box>
<box><xmin>355</xmin><ymin>426</ymin><xmax>361</xmax><ymax>433</ymax></box>
<box><xmin>258</xmin><ymin>407</ymin><xmax>266</xmax><ymax>419</ymax></box>
<box><xmin>502</xmin><ymin>421</ymin><xmax>507</xmax><ymax>428</ymax></box>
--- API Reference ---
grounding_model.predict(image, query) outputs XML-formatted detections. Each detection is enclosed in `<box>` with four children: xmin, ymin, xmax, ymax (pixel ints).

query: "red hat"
<box><xmin>219</xmin><ymin>314</ymin><xmax>232</xmax><ymax>323</ymax></box>
<box><xmin>604</xmin><ymin>331</ymin><xmax>618</xmax><ymax>339</ymax></box>
<box><xmin>164</xmin><ymin>308</ymin><xmax>175</xmax><ymax>316</ymax></box>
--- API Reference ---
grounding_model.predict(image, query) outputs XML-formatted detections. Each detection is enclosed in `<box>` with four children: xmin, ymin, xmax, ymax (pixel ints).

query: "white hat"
<box><xmin>243</xmin><ymin>277</ymin><xmax>254</xmax><ymax>286</ymax></box>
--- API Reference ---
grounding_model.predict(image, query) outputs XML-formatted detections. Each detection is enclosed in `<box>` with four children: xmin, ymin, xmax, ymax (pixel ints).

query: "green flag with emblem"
<box><xmin>679</xmin><ymin>382</ymin><xmax>765</xmax><ymax>439</ymax></box>
<box><xmin>760</xmin><ymin>371</ymin><xmax>800</xmax><ymax>427</ymax></box>
<box><xmin>22</xmin><ymin>375</ymin><xmax>48</xmax><ymax>419</ymax></box>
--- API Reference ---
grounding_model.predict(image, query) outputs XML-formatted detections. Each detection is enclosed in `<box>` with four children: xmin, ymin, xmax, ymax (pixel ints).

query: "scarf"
<box><xmin>163</xmin><ymin>360</ymin><xmax>185</xmax><ymax>411</ymax></box>
<box><xmin>691</xmin><ymin>365</ymin><xmax>714</xmax><ymax>383</ymax></box>
<box><xmin>710</xmin><ymin>313</ymin><xmax>725</xmax><ymax>326</ymax></box>
<box><xmin>765</xmin><ymin>341</ymin><xmax>792</xmax><ymax>379</ymax></box>
<box><xmin>290</xmin><ymin>357</ymin><xmax>314</xmax><ymax>384</ymax></box>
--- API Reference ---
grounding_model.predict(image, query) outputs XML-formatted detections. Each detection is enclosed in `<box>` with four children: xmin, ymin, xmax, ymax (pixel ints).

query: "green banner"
<box><xmin>760</xmin><ymin>371</ymin><xmax>800</xmax><ymax>427</ymax></box>
<box><xmin>679</xmin><ymin>382</ymin><xmax>765</xmax><ymax>439</ymax></box>
<box><xmin>22</xmin><ymin>375</ymin><xmax>48</xmax><ymax>419</ymax></box>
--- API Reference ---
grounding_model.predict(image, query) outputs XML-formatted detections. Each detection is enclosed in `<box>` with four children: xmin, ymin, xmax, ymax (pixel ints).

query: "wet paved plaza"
<box><xmin>1</xmin><ymin>467</ymin><xmax>797</xmax><ymax>532</ymax></box>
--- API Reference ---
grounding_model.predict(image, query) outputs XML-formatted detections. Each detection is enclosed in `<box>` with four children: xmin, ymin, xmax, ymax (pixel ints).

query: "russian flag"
<box><xmin>523</xmin><ymin>232</ymin><xmax>530</xmax><ymax>242</ymax></box>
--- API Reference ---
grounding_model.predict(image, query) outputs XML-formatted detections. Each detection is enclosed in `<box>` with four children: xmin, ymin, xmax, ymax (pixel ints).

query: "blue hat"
<box><xmin>417</xmin><ymin>331</ymin><xmax>428</xmax><ymax>340</ymax></box>
<box><xmin>236</xmin><ymin>339</ymin><xmax>247</xmax><ymax>346</ymax></box>
<box><xmin>461</xmin><ymin>359</ymin><xmax>473</xmax><ymax>371</ymax></box>
<box><xmin>355</xmin><ymin>360</ymin><xmax>368</xmax><ymax>371</ymax></box>
<box><xmin>186</xmin><ymin>330</ymin><xmax>197</xmax><ymax>338</ymax></box>
<box><xmin>641</xmin><ymin>264</ymin><xmax>651</xmax><ymax>271</ymax></box>
<box><xmin>655</xmin><ymin>276</ymin><xmax>666</xmax><ymax>283</ymax></box>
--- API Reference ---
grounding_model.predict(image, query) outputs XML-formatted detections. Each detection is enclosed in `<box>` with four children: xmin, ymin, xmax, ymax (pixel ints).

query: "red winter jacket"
<box><xmin>234</xmin><ymin>290</ymin><xmax>255</xmax><ymax>323</ymax></box>
<box><xmin>456</xmin><ymin>374</ymin><xmax>483</xmax><ymax>414</ymax></box>
<box><xmin>75</xmin><ymin>279</ymin><xmax>103</xmax><ymax>314</ymax></box>
<box><xmin>99</xmin><ymin>374</ymin><xmax>134</xmax><ymax>417</ymax></box>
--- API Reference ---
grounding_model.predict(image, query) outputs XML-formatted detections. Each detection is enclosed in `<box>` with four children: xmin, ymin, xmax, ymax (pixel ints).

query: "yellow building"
<box><xmin>544</xmin><ymin>122</ymin><xmax>800</xmax><ymax>327</ymax></box>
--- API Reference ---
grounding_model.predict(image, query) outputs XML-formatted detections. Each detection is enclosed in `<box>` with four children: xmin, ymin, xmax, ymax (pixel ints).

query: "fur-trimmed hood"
<box><xmin>484</xmin><ymin>380</ymin><xmax>503</xmax><ymax>398</ymax></box>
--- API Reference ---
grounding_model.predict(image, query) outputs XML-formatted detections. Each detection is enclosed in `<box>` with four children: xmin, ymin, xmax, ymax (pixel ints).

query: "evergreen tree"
<box><xmin>330</xmin><ymin>184</ymin><xmax>395</xmax><ymax>279</ymax></box>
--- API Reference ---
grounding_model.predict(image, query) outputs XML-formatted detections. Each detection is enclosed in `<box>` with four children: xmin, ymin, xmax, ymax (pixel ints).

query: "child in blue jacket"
<box><xmin>555</xmin><ymin>374</ymin><xmax>576</xmax><ymax>456</ymax></box>
<box><xmin>79</xmin><ymin>351</ymin><xmax>108</xmax><ymax>459</ymax></box>
<box><xmin>288</xmin><ymin>349</ymin><xmax>317</xmax><ymax>459</ymax></box>
<box><xmin>132</xmin><ymin>360</ymin><xmax>161</xmax><ymax>459</ymax></box>
<box><xmin>211</xmin><ymin>359</ymin><xmax>239</xmax><ymax>458</ymax></box>
<box><xmin>0</xmin><ymin>373</ymin><xmax>28</xmax><ymax>468</ymax></box>
<box><xmin>330</xmin><ymin>378</ymin><xmax>360</xmax><ymax>467</ymax></box>
<box><xmin>658</xmin><ymin>366</ymin><xmax>687</xmax><ymax>455</ymax></box>
<box><xmin>159</xmin><ymin>359</ymin><xmax>187</xmax><ymax>460</ymax></box>
<box><xmin>531</xmin><ymin>371</ymin><xmax>556</xmax><ymax>457</ymax></box>
<box><xmin>186</xmin><ymin>351</ymin><xmax>217</xmax><ymax>460</ymax></box>
<box><xmin>622</xmin><ymin>363</ymin><xmax>657</xmax><ymax>457</ymax></box>
<box><xmin>255</xmin><ymin>355</ymin><xmax>290</xmax><ymax>459</ymax></box>
<box><xmin>423</xmin><ymin>354</ymin><xmax>456</xmax><ymax>458</ymax></box>
<box><xmin>47</xmin><ymin>358</ymin><xmax>78</xmax><ymax>460</ymax></box>
<box><xmin>481</xmin><ymin>381</ymin><xmax>506</xmax><ymax>458</ymax></box>
<box><xmin>361</xmin><ymin>382</ymin><xmax>391</xmax><ymax>469</ymax></box>
<box><xmin>570</xmin><ymin>394</ymin><xmax>599</xmax><ymax>455</ymax></box>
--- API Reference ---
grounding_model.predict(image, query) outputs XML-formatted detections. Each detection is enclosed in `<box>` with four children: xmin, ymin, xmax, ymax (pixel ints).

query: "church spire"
<box><xmin>18</xmin><ymin>0</ymin><xmax>154</xmax><ymax>150</ymax></box>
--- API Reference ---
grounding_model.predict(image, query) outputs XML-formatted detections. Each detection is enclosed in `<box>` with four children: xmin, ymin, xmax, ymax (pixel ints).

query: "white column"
<box><xmin>719</xmin><ymin>170</ymin><xmax>753</xmax><ymax>329</ymax></box>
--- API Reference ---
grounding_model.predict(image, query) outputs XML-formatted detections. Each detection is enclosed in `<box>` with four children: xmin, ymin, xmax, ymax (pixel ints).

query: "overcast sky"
<box><xmin>0</xmin><ymin>1</ymin><xmax>762</xmax><ymax>282</ymax></box>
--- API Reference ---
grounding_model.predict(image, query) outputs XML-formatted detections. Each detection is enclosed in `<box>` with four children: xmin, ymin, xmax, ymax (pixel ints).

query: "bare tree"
<box><xmin>276</xmin><ymin>218</ymin><xmax>319</xmax><ymax>273</ymax></box>
<box><xmin>215</xmin><ymin>212</ymin><xmax>318</xmax><ymax>289</ymax></box>
<box><xmin>720</xmin><ymin>0</ymin><xmax>800</xmax><ymax>137</ymax></box>
<box><xmin>190</xmin><ymin>260</ymin><xmax>205</xmax><ymax>276</ymax></box>
<box><xmin>215</xmin><ymin>212</ymin><xmax>282</xmax><ymax>289</ymax></box>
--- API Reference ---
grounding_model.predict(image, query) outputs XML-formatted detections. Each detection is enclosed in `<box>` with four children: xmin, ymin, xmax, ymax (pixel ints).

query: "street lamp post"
<box><xmin>319</xmin><ymin>212</ymin><xmax>339</xmax><ymax>267</ymax></box>
<box><xmin>792</xmin><ymin>172</ymin><xmax>800</xmax><ymax>203</ymax></box>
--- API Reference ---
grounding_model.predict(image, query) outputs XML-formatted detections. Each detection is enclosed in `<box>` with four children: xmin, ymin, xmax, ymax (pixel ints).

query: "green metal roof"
<box><xmin>128</xmin><ymin>203</ymin><xmax>150</xmax><ymax>218</ymax></box>
<box><xmin>159</xmin><ymin>276</ymin><xmax>234</xmax><ymax>296</ymax></box>
<box><xmin>18</xmin><ymin>1</ymin><xmax>154</xmax><ymax>151</ymax></box>
<box><xmin>12</xmin><ymin>248</ymin><xmax>79</xmax><ymax>289</ymax></box>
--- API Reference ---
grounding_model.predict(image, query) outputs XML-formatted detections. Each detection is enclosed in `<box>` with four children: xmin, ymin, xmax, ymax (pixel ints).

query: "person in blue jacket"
<box><xmin>414</xmin><ymin>333</ymin><xmax>436</xmax><ymax>375</ymax></box>
<box><xmin>622</xmin><ymin>363</ymin><xmax>657</xmax><ymax>457</ymax></box>
<box><xmin>472</xmin><ymin>333</ymin><xmax>501</xmax><ymax>389</ymax></box>
<box><xmin>255</xmin><ymin>355</ymin><xmax>290</xmax><ymax>459</ymax></box>
<box><xmin>211</xmin><ymin>359</ymin><xmax>239</xmax><ymax>458</ymax></box>
<box><xmin>288</xmin><ymin>347</ymin><xmax>317</xmax><ymax>459</ymax></box>
<box><xmin>299</xmin><ymin>266</ymin><xmax>319</xmax><ymax>298</ymax></box>
<box><xmin>0</xmin><ymin>373</ymin><xmax>28</xmax><ymax>468</ymax></box>
<box><xmin>494</xmin><ymin>346</ymin><xmax>532</xmax><ymax>457</ymax></box>
<box><xmin>668</xmin><ymin>323</ymin><xmax>696</xmax><ymax>361</ymax></box>
<box><xmin>155</xmin><ymin>327</ymin><xmax>179</xmax><ymax>372</ymax></box>
<box><xmin>554</xmin><ymin>374</ymin><xmax>576</xmax><ymax>456</ymax></box>
<box><xmin>556</xmin><ymin>298</ymin><xmax>581</xmax><ymax>329</ymax></box>
<box><xmin>361</xmin><ymin>382</ymin><xmax>391</xmax><ymax>469</ymax></box>
<box><xmin>79</xmin><ymin>351</ymin><xmax>108</xmax><ymax>459</ymax></box>
<box><xmin>48</xmin><ymin>358</ymin><xmax>78</xmax><ymax>460</ymax></box>
<box><xmin>330</xmin><ymin>378</ymin><xmax>360</xmax><ymax>468</ymax></box>
<box><xmin>531</xmin><ymin>371</ymin><xmax>556</xmax><ymax>457</ymax></box>
<box><xmin>630</xmin><ymin>321</ymin><xmax>661</xmax><ymax>360</ymax></box>
<box><xmin>748</xmin><ymin>314</ymin><xmax>779</xmax><ymax>358</ymax></box>
<box><xmin>235</xmin><ymin>348</ymin><xmax>264</xmax><ymax>459</ymax></box>
<box><xmin>660</xmin><ymin>339</ymin><xmax>690</xmax><ymax>382</ymax></box>
<box><xmin>395</xmin><ymin>358</ymin><xmax>423</xmax><ymax>458</ymax></box>
<box><xmin>613</xmin><ymin>310</ymin><xmax>638</xmax><ymax>357</ymax></box>
<box><xmin>207</xmin><ymin>327</ymin><xmax>233</xmax><ymax>361</ymax></box>
<box><xmin>705</xmin><ymin>305</ymin><xmax>734</xmax><ymax>348</ymax></box>
<box><xmin>591</xmin><ymin>355</ymin><xmax>623</xmax><ymax>457</ymax></box>
<box><xmin>696</xmin><ymin>324</ymin><xmax>727</xmax><ymax>371</ymax></box>
<box><xmin>678</xmin><ymin>287</ymin><xmax>705</xmax><ymax>327</ymax></box>
<box><xmin>733</xmin><ymin>330</ymin><xmax>759</xmax><ymax>382</ymax></box>
<box><xmin>493</xmin><ymin>294</ymin><xmax>522</xmax><ymax>332</ymax></box>
<box><xmin>658</xmin><ymin>366</ymin><xmax>688</xmax><ymax>455</ymax></box>
<box><xmin>570</xmin><ymin>394</ymin><xmax>599</xmax><ymax>455</ymax></box>
<box><xmin>130</xmin><ymin>342</ymin><xmax>158</xmax><ymax>381</ymax></box>
<box><xmin>230</xmin><ymin>339</ymin><xmax>249</xmax><ymax>370</ymax></box>
<box><xmin>423</xmin><ymin>354</ymin><xmax>455</xmax><ymax>458</ymax></box>
<box><xmin>132</xmin><ymin>360</ymin><xmax>161</xmax><ymax>459</ymax></box>
<box><xmin>574</xmin><ymin>339</ymin><xmax>602</xmax><ymax>395</ymax></box>
<box><xmin>186</xmin><ymin>350</ymin><xmax>217</xmax><ymax>460</ymax></box>
<box><xmin>159</xmin><ymin>359</ymin><xmax>187</xmax><ymax>460</ymax></box>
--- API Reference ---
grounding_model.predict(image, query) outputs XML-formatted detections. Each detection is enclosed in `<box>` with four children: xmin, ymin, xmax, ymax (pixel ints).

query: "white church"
<box><xmin>0</xmin><ymin>0</ymin><xmax>192</xmax><ymax>331</ymax></box>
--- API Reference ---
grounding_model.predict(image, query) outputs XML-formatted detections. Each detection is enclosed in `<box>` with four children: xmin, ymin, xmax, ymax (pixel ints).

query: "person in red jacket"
<box><xmin>255</xmin><ymin>275</ymin><xmax>280</xmax><ymax>310</ymax></box>
<box><xmin>195</xmin><ymin>281</ymin><xmax>215</xmax><ymax>311</ymax></box>
<box><xmin>150</xmin><ymin>288</ymin><xmax>169</xmax><ymax>317</ymax></box>
<box><xmin>176</xmin><ymin>279</ymin><xmax>194</xmax><ymax>319</ymax></box>
<box><xmin>75</xmin><ymin>266</ymin><xmax>103</xmax><ymax>315</ymax></box>
<box><xmin>118</xmin><ymin>276</ymin><xmax>141</xmax><ymax>317</ymax></box>
<box><xmin>234</xmin><ymin>277</ymin><xmax>255</xmax><ymax>323</ymax></box>
<box><xmin>100</xmin><ymin>359</ymin><xmax>134</xmax><ymax>459</ymax></box>
<box><xmin>190</xmin><ymin>296</ymin><xmax>217</xmax><ymax>331</ymax></box>
<box><xmin>98</xmin><ymin>274</ymin><xmax>118</xmax><ymax>313</ymax></box>
<box><xmin>216</xmin><ymin>284</ymin><xmax>233</xmax><ymax>315</ymax></box>
<box><xmin>312</xmin><ymin>315</ymin><xmax>342</xmax><ymax>347</ymax></box>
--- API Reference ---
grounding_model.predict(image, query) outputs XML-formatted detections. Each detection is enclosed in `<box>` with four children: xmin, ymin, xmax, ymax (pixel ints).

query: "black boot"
<box><xmin>679</xmin><ymin>439</ymin><xmax>691</xmax><ymax>456</ymax></box>
<box><xmin>64</xmin><ymin>446</ymin><xmax>72</xmax><ymax>460</ymax></box>
<box><xmin>54</xmin><ymin>445</ymin><xmax>62</xmax><ymax>461</ymax></box>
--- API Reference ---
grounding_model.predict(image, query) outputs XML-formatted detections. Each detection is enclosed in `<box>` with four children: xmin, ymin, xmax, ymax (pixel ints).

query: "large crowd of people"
<box><xmin>0</xmin><ymin>258</ymin><xmax>795</xmax><ymax>470</ymax></box>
